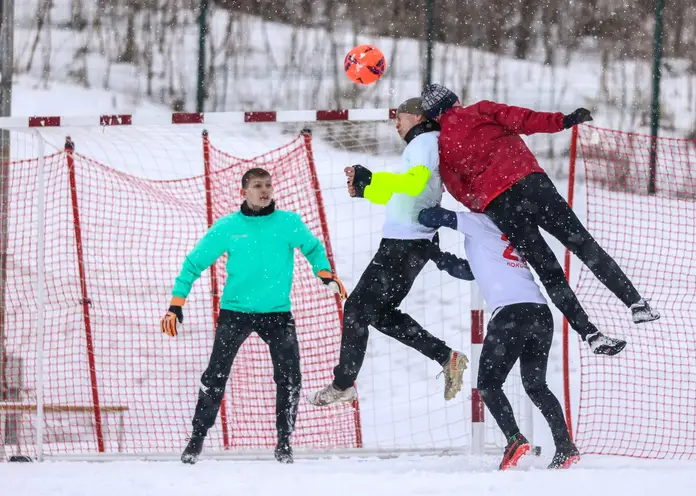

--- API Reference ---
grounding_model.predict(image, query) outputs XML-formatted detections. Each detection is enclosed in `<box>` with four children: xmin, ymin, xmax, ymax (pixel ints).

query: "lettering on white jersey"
<box><xmin>455</xmin><ymin>212</ymin><xmax>547</xmax><ymax>310</ymax></box>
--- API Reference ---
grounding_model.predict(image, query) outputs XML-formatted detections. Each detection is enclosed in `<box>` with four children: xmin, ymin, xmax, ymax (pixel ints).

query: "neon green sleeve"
<box><xmin>363</xmin><ymin>165</ymin><xmax>431</xmax><ymax>204</ymax></box>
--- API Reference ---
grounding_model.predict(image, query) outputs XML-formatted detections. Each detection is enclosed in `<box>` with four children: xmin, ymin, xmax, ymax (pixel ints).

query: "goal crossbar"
<box><xmin>0</xmin><ymin>109</ymin><xmax>400</xmax><ymax>130</ymax></box>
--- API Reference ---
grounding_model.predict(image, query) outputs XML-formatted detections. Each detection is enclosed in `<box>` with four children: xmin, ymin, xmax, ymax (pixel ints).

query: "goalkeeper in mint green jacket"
<box><xmin>160</xmin><ymin>167</ymin><xmax>346</xmax><ymax>465</ymax></box>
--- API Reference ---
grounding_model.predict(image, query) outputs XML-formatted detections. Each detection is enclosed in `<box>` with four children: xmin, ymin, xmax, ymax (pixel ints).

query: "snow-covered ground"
<box><xmin>4</xmin><ymin>455</ymin><xmax>694</xmax><ymax>496</ymax></box>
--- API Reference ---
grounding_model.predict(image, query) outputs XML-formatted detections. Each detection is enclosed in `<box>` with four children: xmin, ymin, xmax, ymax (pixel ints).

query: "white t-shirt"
<box><xmin>383</xmin><ymin>131</ymin><xmax>442</xmax><ymax>240</ymax></box>
<box><xmin>456</xmin><ymin>211</ymin><xmax>547</xmax><ymax>311</ymax></box>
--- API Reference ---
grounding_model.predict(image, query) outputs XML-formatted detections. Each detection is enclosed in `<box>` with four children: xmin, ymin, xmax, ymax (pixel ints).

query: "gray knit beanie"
<box><xmin>421</xmin><ymin>84</ymin><xmax>459</xmax><ymax>119</ymax></box>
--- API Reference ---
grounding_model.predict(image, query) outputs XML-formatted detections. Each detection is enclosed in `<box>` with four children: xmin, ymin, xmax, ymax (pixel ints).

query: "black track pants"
<box><xmin>332</xmin><ymin>239</ymin><xmax>452</xmax><ymax>390</ymax></box>
<box><xmin>191</xmin><ymin>310</ymin><xmax>301</xmax><ymax>442</ymax></box>
<box><xmin>485</xmin><ymin>172</ymin><xmax>641</xmax><ymax>339</ymax></box>
<box><xmin>477</xmin><ymin>303</ymin><xmax>572</xmax><ymax>449</ymax></box>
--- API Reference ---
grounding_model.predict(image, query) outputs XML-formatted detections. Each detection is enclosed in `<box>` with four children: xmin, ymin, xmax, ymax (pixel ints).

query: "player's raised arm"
<box><xmin>474</xmin><ymin>100</ymin><xmax>568</xmax><ymax>136</ymax></box>
<box><xmin>347</xmin><ymin>163</ymin><xmax>431</xmax><ymax>205</ymax></box>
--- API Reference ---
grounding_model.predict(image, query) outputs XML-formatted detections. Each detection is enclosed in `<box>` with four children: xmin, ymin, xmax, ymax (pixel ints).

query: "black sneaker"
<box><xmin>631</xmin><ymin>298</ymin><xmax>660</xmax><ymax>324</ymax></box>
<box><xmin>499</xmin><ymin>432</ymin><xmax>531</xmax><ymax>470</ymax></box>
<box><xmin>587</xmin><ymin>332</ymin><xmax>627</xmax><ymax>356</ymax></box>
<box><xmin>181</xmin><ymin>434</ymin><xmax>205</xmax><ymax>465</ymax></box>
<box><xmin>548</xmin><ymin>443</ymin><xmax>580</xmax><ymax>469</ymax></box>
<box><xmin>274</xmin><ymin>439</ymin><xmax>293</xmax><ymax>464</ymax></box>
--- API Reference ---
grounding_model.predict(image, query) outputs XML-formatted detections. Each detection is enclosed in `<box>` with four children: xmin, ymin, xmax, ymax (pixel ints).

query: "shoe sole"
<box><xmin>594</xmin><ymin>341</ymin><xmax>627</xmax><ymax>356</ymax></box>
<box><xmin>500</xmin><ymin>442</ymin><xmax>531</xmax><ymax>470</ymax></box>
<box><xmin>549</xmin><ymin>455</ymin><xmax>580</xmax><ymax>469</ymax></box>
<box><xmin>444</xmin><ymin>353</ymin><xmax>468</xmax><ymax>401</ymax></box>
<box><xmin>307</xmin><ymin>391</ymin><xmax>357</xmax><ymax>407</ymax></box>
<box><xmin>633</xmin><ymin>314</ymin><xmax>660</xmax><ymax>324</ymax></box>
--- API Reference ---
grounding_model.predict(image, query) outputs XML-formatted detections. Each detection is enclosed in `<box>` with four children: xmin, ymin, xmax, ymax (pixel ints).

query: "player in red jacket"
<box><xmin>420</xmin><ymin>84</ymin><xmax>660</xmax><ymax>355</ymax></box>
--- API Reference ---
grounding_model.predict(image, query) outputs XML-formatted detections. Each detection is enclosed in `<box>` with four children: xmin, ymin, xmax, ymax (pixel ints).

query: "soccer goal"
<box><xmin>0</xmin><ymin>110</ymin><xmax>535</xmax><ymax>461</ymax></box>
<box><xmin>566</xmin><ymin>125</ymin><xmax>696</xmax><ymax>460</ymax></box>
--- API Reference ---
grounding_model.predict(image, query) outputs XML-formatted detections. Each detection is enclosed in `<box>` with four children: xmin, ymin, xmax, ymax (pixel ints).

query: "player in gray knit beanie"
<box><xmin>421</xmin><ymin>84</ymin><xmax>459</xmax><ymax>120</ymax></box>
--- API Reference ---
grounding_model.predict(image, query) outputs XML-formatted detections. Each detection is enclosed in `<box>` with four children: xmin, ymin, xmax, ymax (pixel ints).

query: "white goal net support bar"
<box><xmin>0</xmin><ymin>109</ymin><xmax>535</xmax><ymax>461</ymax></box>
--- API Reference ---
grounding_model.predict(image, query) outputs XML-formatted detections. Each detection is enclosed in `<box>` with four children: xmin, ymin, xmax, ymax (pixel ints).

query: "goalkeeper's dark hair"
<box><xmin>241</xmin><ymin>168</ymin><xmax>271</xmax><ymax>189</ymax></box>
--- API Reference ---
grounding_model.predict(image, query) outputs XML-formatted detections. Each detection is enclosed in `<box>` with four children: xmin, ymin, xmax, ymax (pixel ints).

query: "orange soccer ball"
<box><xmin>344</xmin><ymin>44</ymin><xmax>386</xmax><ymax>85</ymax></box>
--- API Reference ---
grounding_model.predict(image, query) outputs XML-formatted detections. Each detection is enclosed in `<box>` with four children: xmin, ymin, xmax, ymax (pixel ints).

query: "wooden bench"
<box><xmin>0</xmin><ymin>403</ymin><xmax>129</xmax><ymax>456</ymax></box>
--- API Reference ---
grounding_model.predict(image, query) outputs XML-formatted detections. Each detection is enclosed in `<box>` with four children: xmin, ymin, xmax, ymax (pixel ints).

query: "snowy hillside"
<box><xmin>12</xmin><ymin>1</ymin><xmax>696</xmax><ymax>183</ymax></box>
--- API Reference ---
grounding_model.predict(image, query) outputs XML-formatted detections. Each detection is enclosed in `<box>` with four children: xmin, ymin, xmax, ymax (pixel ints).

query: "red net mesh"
<box><xmin>574</xmin><ymin>125</ymin><xmax>696</xmax><ymax>459</ymax></box>
<box><xmin>0</xmin><ymin>133</ymin><xmax>359</xmax><ymax>457</ymax></box>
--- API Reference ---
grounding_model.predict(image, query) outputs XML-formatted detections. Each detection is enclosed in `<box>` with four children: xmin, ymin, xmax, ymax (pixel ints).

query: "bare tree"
<box><xmin>24</xmin><ymin>0</ymin><xmax>51</xmax><ymax>73</ymax></box>
<box><xmin>514</xmin><ymin>0</ymin><xmax>536</xmax><ymax>60</ymax></box>
<box><xmin>39</xmin><ymin>5</ymin><xmax>52</xmax><ymax>86</ymax></box>
<box><xmin>69</xmin><ymin>0</ymin><xmax>88</xmax><ymax>31</ymax></box>
<box><xmin>119</xmin><ymin>1</ymin><xmax>145</xmax><ymax>64</ymax></box>
<box><xmin>142</xmin><ymin>6</ymin><xmax>154</xmax><ymax>97</ymax></box>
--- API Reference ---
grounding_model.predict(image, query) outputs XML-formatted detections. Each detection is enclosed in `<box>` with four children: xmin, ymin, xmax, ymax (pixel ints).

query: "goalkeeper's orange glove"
<box><xmin>161</xmin><ymin>296</ymin><xmax>185</xmax><ymax>337</ymax></box>
<box><xmin>317</xmin><ymin>270</ymin><xmax>347</xmax><ymax>301</ymax></box>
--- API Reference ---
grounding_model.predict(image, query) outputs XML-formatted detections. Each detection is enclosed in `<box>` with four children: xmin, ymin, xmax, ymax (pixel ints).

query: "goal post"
<box><xmin>0</xmin><ymin>110</ymin><xmax>534</xmax><ymax>461</ymax></box>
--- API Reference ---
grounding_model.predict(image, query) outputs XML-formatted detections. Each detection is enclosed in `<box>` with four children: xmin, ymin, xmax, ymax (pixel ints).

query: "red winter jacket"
<box><xmin>438</xmin><ymin>101</ymin><xmax>566</xmax><ymax>212</ymax></box>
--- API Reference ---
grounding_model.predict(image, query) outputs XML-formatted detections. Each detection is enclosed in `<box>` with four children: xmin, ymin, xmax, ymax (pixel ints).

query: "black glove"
<box><xmin>317</xmin><ymin>270</ymin><xmax>348</xmax><ymax>300</ymax></box>
<box><xmin>352</xmin><ymin>164</ymin><xmax>372</xmax><ymax>198</ymax></box>
<box><xmin>418</xmin><ymin>206</ymin><xmax>457</xmax><ymax>230</ymax></box>
<box><xmin>431</xmin><ymin>249</ymin><xmax>475</xmax><ymax>281</ymax></box>
<box><xmin>563</xmin><ymin>108</ymin><xmax>593</xmax><ymax>129</ymax></box>
<box><xmin>169</xmin><ymin>305</ymin><xmax>184</xmax><ymax>323</ymax></box>
<box><xmin>428</xmin><ymin>233</ymin><xmax>475</xmax><ymax>281</ymax></box>
<box><xmin>161</xmin><ymin>305</ymin><xmax>184</xmax><ymax>337</ymax></box>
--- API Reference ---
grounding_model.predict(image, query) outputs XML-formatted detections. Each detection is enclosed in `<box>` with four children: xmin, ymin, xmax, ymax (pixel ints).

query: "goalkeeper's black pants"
<box><xmin>332</xmin><ymin>238</ymin><xmax>452</xmax><ymax>391</ymax></box>
<box><xmin>477</xmin><ymin>303</ymin><xmax>573</xmax><ymax>450</ymax></box>
<box><xmin>484</xmin><ymin>172</ymin><xmax>642</xmax><ymax>339</ymax></box>
<box><xmin>191</xmin><ymin>310</ymin><xmax>300</xmax><ymax>442</ymax></box>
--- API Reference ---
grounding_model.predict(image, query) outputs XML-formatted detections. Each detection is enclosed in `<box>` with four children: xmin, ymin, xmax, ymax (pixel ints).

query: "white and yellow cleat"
<box><xmin>441</xmin><ymin>350</ymin><xmax>468</xmax><ymax>401</ymax></box>
<box><xmin>307</xmin><ymin>384</ymin><xmax>357</xmax><ymax>407</ymax></box>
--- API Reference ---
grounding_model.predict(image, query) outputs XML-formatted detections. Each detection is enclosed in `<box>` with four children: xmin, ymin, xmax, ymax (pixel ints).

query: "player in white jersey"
<box><xmin>418</xmin><ymin>205</ymin><xmax>590</xmax><ymax>470</ymax></box>
<box><xmin>307</xmin><ymin>98</ymin><xmax>471</xmax><ymax>408</ymax></box>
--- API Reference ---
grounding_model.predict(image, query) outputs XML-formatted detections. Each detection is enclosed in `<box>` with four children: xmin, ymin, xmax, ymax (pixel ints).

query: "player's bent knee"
<box><xmin>343</xmin><ymin>307</ymin><xmax>372</xmax><ymax>335</ymax></box>
<box><xmin>200</xmin><ymin>370</ymin><xmax>227</xmax><ymax>391</ymax></box>
<box><xmin>522</xmin><ymin>380</ymin><xmax>549</xmax><ymax>398</ymax></box>
<box><xmin>344</xmin><ymin>294</ymin><xmax>388</xmax><ymax>326</ymax></box>
<box><xmin>477</xmin><ymin>387</ymin><xmax>499</xmax><ymax>406</ymax></box>
<box><xmin>198</xmin><ymin>379</ymin><xmax>226</xmax><ymax>402</ymax></box>
<box><xmin>477</xmin><ymin>378</ymin><xmax>505</xmax><ymax>395</ymax></box>
<box><xmin>274</xmin><ymin>368</ymin><xmax>301</xmax><ymax>388</ymax></box>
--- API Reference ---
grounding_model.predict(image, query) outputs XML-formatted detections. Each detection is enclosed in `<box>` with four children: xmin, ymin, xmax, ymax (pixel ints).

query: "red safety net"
<box><xmin>573</xmin><ymin>125</ymin><xmax>696</xmax><ymax>459</ymax></box>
